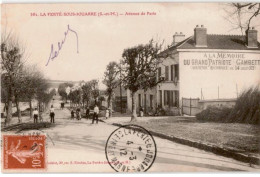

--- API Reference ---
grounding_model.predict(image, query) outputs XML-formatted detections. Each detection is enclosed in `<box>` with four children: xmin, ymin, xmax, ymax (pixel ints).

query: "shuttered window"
<box><xmin>174</xmin><ymin>65</ymin><xmax>179</xmax><ymax>80</ymax></box>
<box><xmin>165</xmin><ymin>66</ymin><xmax>169</xmax><ymax>81</ymax></box>
<box><xmin>171</xmin><ymin>65</ymin><xmax>174</xmax><ymax>81</ymax></box>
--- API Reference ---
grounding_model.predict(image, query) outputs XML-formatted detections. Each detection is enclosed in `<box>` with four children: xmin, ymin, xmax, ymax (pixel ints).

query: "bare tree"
<box><xmin>20</xmin><ymin>65</ymin><xmax>43</xmax><ymax>118</ymax></box>
<box><xmin>90</xmin><ymin>79</ymin><xmax>100</xmax><ymax>105</ymax></box>
<box><xmin>120</xmin><ymin>39</ymin><xmax>163</xmax><ymax>121</ymax></box>
<box><xmin>1</xmin><ymin>33</ymin><xmax>25</xmax><ymax>125</ymax></box>
<box><xmin>223</xmin><ymin>3</ymin><xmax>260</xmax><ymax>34</ymax></box>
<box><xmin>103</xmin><ymin>61</ymin><xmax>119</xmax><ymax>117</ymax></box>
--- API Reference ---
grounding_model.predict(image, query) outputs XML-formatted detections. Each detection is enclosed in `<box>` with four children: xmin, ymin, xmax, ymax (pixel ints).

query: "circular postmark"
<box><xmin>105</xmin><ymin>124</ymin><xmax>157</xmax><ymax>172</ymax></box>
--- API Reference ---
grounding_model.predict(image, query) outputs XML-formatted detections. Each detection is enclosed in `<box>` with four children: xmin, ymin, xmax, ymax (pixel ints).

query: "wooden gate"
<box><xmin>182</xmin><ymin>97</ymin><xmax>200</xmax><ymax>116</ymax></box>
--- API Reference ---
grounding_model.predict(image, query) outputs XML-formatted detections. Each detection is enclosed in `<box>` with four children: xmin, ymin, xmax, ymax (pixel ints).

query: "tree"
<box><xmin>1</xmin><ymin>34</ymin><xmax>24</xmax><ymax>125</ymax></box>
<box><xmin>120</xmin><ymin>40</ymin><xmax>162</xmax><ymax>121</ymax></box>
<box><xmin>1</xmin><ymin>73</ymin><xmax>9</xmax><ymax>117</ymax></box>
<box><xmin>82</xmin><ymin>82</ymin><xmax>92</xmax><ymax>108</ymax></box>
<box><xmin>24</xmin><ymin>66</ymin><xmax>42</xmax><ymax>118</ymax></box>
<box><xmin>103</xmin><ymin>61</ymin><xmax>119</xmax><ymax>116</ymax></box>
<box><xmin>49</xmin><ymin>88</ymin><xmax>56</xmax><ymax>96</ymax></box>
<box><xmin>224</xmin><ymin>3</ymin><xmax>260</xmax><ymax>34</ymax></box>
<box><xmin>13</xmin><ymin>66</ymin><xmax>25</xmax><ymax>123</ymax></box>
<box><xmin>69</xmin><ymin>89</ymin><xmax>82</xmax><ymax>107</ymax></box>
<box><xmin>90</xmin><ymin>79</ymin><xmax>100</xmax><ymax>105</ymax></box>
<box><xmin>35</xmin><ymin>75</ymin><xmax>50</xmax><ymax>112</ymax></box>
<box><xmin>58</xmin><ymin>82</ymin><xmax>73</xmax><ymax>101</ymax></box>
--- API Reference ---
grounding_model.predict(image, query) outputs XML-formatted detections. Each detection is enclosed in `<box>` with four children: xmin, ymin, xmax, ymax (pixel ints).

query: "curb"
<box><xmin>1</xmin><ymin>122</ymin><xmax>52</xmax><ymax>132</ymax></box>
<box><xmin>111</xmin><ymin>123</ymin><xmax>260</xmax><ymax>166</ymax></box>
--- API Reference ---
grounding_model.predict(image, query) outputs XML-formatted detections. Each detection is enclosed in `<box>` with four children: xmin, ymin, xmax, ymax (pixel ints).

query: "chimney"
<box><xmin>246</xmin><ymin>27</ymin><xmax>258</xmax><ymax>48</ymax></box>
<box><xmin>172</xmin><ymin>32</ymin><xmax>185</xmax><ymax>46</ymax></box>
<box><xmin>194</xmin><ymin>25</ymin><xmax>207</xmax><ymax>47</ymax></box>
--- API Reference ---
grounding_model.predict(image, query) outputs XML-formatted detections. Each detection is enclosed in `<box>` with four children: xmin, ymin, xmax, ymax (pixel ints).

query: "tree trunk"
<box><xmin>108</xmin><ymin>94</ymin><xmax>112</xmax><ymax>118</ymax></box>
<box><xmin>4</xmin><ymin>102</ymin><xmax>8</xmax><ymax>117</ymax></box>
<box><xmin>15</xmin><ymin>95</ymin><xmax>22</xmax><ymax>123</ymax></box>
<box><xmin>131</xmin><ymin>91</ymin><xmax>137</xmax><ymax>121</ymax></box>
<box><xmin>38</xmin><ymin>102</ymin><xmax>41</xmax><ymax>112</ymax></box>
<box><xmin>6</xmin><ymin>100</ymin><xmax>12</xmax><ymax>125</ymax></box>
<box><xmin>6</xmin><ymin>86</ymin><xmax>14</xmax><ymax>125</ymax></box>
<box><xmin>29</xmin><ymin>100</ymin><xmax>33</xmax><ymax>118</ymax></box>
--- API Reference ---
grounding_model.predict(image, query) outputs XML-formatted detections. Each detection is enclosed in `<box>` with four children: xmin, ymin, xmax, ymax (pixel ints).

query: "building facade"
<box><xmin>123</xmin><ymin>26</ymin><xmax>260</xmax><ymax>115</ymax></box>
<box><xmin>157</xmin><ymin>25</ymin><xmax>260</xmax><ymax>115</ymax></box>
<box><xmin>126</xmin><ymin>88</ymin><xmax>157</xmax><ymax>114</ymax></box>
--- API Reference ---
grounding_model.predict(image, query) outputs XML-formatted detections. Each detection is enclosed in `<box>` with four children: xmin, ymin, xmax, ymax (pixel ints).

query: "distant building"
<box><xmin>113</xmin><ymin>86</ymin><xmax>127</xmax><ymax>113</ymax></box>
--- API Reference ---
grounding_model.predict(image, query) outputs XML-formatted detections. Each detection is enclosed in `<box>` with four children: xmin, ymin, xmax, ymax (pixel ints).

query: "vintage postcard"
<box><xmin>1</xmin><ymin>2</ymin><xmax>260</xmax><ymax>173</ymax></box>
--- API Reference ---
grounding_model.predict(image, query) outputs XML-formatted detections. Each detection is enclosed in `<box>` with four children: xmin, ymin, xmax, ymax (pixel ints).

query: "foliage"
<box><xmin>1</xmin><ymin>33</ymin><xmax>24</xmax><ymax>124</ymax></box>
<box><xmin>103</xmin><ymin>61</ymin><xmax>119</xmax><ymax>111</ymax></box>
<box><xmin>196</xmin><ymin>86</ymin><xmax>260</xmax><ymax>125</ymax></box>
<box><xmin>49</xmin><ymin>88</ymin><xmax>56</xmax><ymax>96</ymax></box>
<box><xmin>1</xmin><ymin>32</ymin><xmax>53</xmax><ymax>124</ymax></box>
<box><xmin>227</xmin><ymin>86</ymin><xmax>260</xmax><ymax>124</ymax></box>
<box><xmin>196</xmin><ymin>106</ymin><xmax>232</xmax><ymax>122</ymax></box>
<box><xmin>69</xmin><ymin>89</ymin><xmax>82</xmax><ymax>104</ymax></box>
<box><xmin>58</xmin><ymin>82</ymin><xmax>73</xmax><ymax>101</ymax></box>
<box><xmin>121</xmin><ymin>40</ymin><xmax>162</xmax><ymax>93</ymax></box>
<box><xmin>89</xmin><ymin>79</ymin><xmax>99</xmax><ymax>104</ymax></box>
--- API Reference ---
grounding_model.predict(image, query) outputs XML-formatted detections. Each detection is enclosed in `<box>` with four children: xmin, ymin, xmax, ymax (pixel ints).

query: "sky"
<box><xmin>1</xmin><ymin>3</ymin><xmax>260</xmax><ymax>89</ymax></box>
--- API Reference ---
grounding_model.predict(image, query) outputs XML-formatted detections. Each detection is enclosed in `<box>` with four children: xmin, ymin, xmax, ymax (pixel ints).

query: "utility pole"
<box><xmin>120</xmin><ymin>62</ymin><xmax>123</xmax><ymax>114</ymax></box>
<box><xmin>218</xmin><ymin>86</ymin><xmax>219</xmax><ymax>99</ymax></box>
<box><xmin>236</xmin><ymin>83</ymin><xmax>238</xmax><ymax>98</ymax></box>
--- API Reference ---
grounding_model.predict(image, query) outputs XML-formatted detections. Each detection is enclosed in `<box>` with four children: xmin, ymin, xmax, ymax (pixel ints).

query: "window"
<box><xmin>164</xmin><ymin>90</ymin><xmax>172</xmax><ymax>106</ymax></box>
<box><xmin>150</xmin><ymin>95</ymin><xmax>153</xmax><ymax>108</ymax></box>
<box><xmin>167</xmin><ymin>91</ymin><xmax>171</xmax><ymax>106</ymax></box>
<box><xmin>174</xmin><ymin>90</ymin><xmax>179</xmax><ymax>107</ymax></box>
<box><xmin>158</xmin><ymin>67</ymin><xmax>161</xmax><ymax>80</ymax></box>
<box><xmin>164</xmin><ymin>90</ymin><xmax>167</xmax><ymax>106</ymax></box>
<box><xmin>138</xmin><ymin>94</ymin><xmax>141</xmax><ymax>108</ymax></box>
<box><xmin>170</xmin><ymin>65</ymin><xmax>174</xmax><ymax>81</ymax></box>
<box><xmin>162</xmin><ymin>90</ymin><xmax>179</xmax><ymax>107</ymax></box>
<box><xmin>159</xmin><ymin>90</ymin><xmax>162</xmax><ymax>107</ymax></box>
<box><xmin>174</xmin><ymin>65</ymin><xmax>179</xmax><ymax>81</ymax></box>
<box><xmin>144</xmin><ymin>94</ymin><xmax>146</xmax><ymax>111</ymax></box>
<box><xmin>170</xmin><ymin>91</ymin><xmax>173</xmax><ymax>107</ymax></box>
<box><xmin>165</xmin><ymin>66</ymin><xmax>169</xmax><ymax>81</ymax></box>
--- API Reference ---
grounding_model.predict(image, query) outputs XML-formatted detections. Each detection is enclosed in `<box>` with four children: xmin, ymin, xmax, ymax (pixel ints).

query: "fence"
<box><xmin>182</xmin><ymin>97</ymin><xmax>201</xmax><ymax>116</ymax></box>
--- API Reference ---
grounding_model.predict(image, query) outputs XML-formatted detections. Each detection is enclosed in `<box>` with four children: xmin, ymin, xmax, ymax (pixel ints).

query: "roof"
<box><xmin>159</xmin><ymin>34</ymin><xmax>260</xmax><ymax>56</ymax></box>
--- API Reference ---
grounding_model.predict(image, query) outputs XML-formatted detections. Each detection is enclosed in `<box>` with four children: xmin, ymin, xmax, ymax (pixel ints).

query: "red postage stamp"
<box><xmin>3</xmin><ymin>135</ymin><xmax>46</xmax><ymax>170</ymax></box>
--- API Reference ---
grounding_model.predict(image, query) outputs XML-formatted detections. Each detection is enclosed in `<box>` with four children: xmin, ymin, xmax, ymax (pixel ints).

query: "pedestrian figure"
<box><xmin>140</xmin><ymin>106</ymin><xmax>144</xmax><ymax>117</ymax></box>
<box><xmin>92</xmin><ymin>105</ymin><xmax>99</xmax><ymax>124</ymax></box>
<box><xmin>50</xmin><ymin>105</ymin><xmax>55</xmax><ymax>123</ymax></box>
<box><xmin>71</xmin><ymin>109</ymin><xmax>75</xmax><ymax>119</ymax></box>
<box><xmin>33</xmin><ymin>108</ymin><xmax>39</xmax><ymax>123</ymax></box>
<box><xmin>86</xmin><ymin>107</ymin><xmax>90</xmax><ymax>119</ymax></box>
<box><xmin>105</xmin><ymin>108</ymin><xmax>109</xmax><ymax>119</ymax></box>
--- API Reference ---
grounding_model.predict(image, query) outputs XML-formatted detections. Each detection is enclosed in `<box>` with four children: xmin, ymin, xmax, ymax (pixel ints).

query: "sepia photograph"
<box><xmin>1</xmin><ymin>2</ymin><xmax>260</xmax><ymax>173</ymax></box>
